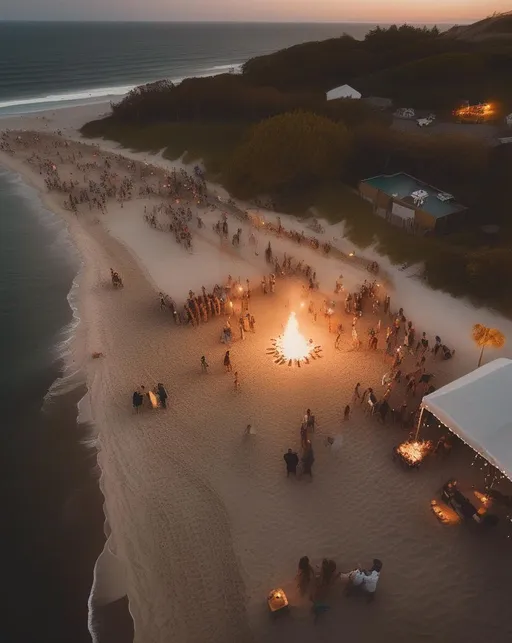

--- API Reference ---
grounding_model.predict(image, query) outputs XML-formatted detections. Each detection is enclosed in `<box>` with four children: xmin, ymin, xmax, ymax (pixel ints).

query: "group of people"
<box><xmin>144</xmin><ymin>202</ymin><xmax>193</xmax><ymax>250</ymax></box>
<box><xmin>296</xmin><ymin>555</ymin><xmax>383</xmax><ymax>616</ymax></box>
<box><xmin>1</xmin><ymin>130</ymin><xmax>209</xmax><ymax>230</ymax></box>
<box><xmin>132</xmin><ymin>382</ymin><xmax>168</xmax><ymax>412</ymax></box>
<box><xmin>283</xmin><ymin>409</ymin><xmax>316</xmax><ymax>479</ymax></box>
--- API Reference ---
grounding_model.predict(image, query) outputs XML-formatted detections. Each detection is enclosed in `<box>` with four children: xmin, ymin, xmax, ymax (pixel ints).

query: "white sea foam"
<box><xmin>0</xmin><ymin>63</ymin><xmax>243</xmax><ymax>112</ymax></box>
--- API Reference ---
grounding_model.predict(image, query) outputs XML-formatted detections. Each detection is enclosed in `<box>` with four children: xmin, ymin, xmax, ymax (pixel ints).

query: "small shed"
<box><xmin>326</xmin><ymin>84</ymin><xmax>361</xmax><ymax>101</ymax></box>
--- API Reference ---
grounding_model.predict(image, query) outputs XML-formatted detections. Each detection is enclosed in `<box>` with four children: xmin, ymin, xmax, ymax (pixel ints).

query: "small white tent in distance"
<box><xmin>326</xmin><ymin>84</ymin><xmax>362</xmax><ymax>101</ymax></box>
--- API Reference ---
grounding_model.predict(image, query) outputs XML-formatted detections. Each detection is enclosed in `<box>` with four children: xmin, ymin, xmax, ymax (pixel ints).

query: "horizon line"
<box><xmin>0</xmin><ymin>19</ymin><xmax>478</xmax><ymax>25</ymax></box>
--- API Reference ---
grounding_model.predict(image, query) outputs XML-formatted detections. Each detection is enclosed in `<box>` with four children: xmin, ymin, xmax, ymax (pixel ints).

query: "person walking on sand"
<box><xmin>335</xmin><ymin>323</ymin><xmax>343</xmax><ymax>349</ymax></box>
<box><xmin>353</xmin><ymin>382</ymin><xmax>361</xmax><ymax>402</ymax></box>
<box><xmin>224</xmin><ymin>350</ymin><xmax>232</xmax><ymax>372</ymax></box>
<box><xmin>284</xmin><ymin>448</ymin><xmax>299</xmax><ymax>477</ymax></box>
<box><xmin>344</xmin><ymin>404</ymin><xmax>351</xmax><ymax>421</ymax></box>
<box><xmin>234</xmin><ymin>371</ymin><xmax>240</xmax><ymax>392</ymax></box>
<box><xmin>201</xmin><ymin>355</ymin><xmax>209</xmax><ymax>373</ymax></box>
<box><xmin>304</xmin><ymin>408</ymin><xmax>315</xmax><ymax>432</ymax></box>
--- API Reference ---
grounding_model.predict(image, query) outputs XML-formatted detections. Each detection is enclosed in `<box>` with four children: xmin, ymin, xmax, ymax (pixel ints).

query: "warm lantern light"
<box><xmin>267</xmin><ymin>588</ymin><xmax>289</xmax><ymax>612</ymax></box>
<box><xmin>268</xmin><ymin>312</ymin><xmax>322</xmax><ymax>366</ymax></box>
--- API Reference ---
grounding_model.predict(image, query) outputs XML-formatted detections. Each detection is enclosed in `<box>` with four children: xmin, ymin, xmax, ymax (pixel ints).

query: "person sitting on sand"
<box><xmin>346</xmin><ymin>559</ymin><xmax>382</xmax><ymax>600</ymax></box>
<box><xmin>296</xmin><ymin>556</ymin><xmax>315</xmax><ymax>595</ymax></box>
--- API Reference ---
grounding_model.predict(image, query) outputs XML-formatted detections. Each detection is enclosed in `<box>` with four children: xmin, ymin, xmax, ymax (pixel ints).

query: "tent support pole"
<box><xmin>414</xmin><ymin>405</ymin><xmax>425</xmax><ymax>441</ymax></box>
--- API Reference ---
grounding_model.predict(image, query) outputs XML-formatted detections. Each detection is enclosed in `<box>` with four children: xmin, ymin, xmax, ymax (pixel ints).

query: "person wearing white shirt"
<box><xmin>345</xmin><ymin>559</ymin><xmax>382</xmax><ymax>600</ymax></box>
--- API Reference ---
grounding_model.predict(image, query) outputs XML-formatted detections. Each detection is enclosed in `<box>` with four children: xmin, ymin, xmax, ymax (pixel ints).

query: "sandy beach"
<box><xmin>2</xmin><ymin>104</ymin><xmax>512</xmax><ymax>643</ymax></box>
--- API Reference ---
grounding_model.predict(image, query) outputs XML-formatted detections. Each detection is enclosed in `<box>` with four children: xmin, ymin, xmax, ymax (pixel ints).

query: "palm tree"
<box><xmin>472</xmin><ymin>324</ymin><xmax>506</xmax><ymax>367</ymax></box>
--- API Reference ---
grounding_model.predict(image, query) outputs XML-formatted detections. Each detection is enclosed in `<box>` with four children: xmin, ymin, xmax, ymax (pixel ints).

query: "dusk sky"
<box><xmin>0</xmin><ymin>0</ymin><xmax>508</xmax><ymax>23</ymax></box>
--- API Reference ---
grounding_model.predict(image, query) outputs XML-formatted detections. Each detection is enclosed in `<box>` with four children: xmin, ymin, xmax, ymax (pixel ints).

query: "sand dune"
<box><xmin>1</xmin><ymin>115</ymin><xmax>512</xmax><ymax>643</ymax></box>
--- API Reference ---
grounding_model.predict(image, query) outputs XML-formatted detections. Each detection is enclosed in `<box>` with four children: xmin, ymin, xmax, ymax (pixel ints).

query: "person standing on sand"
<box><xmin>156</xmin><ymin>383</ymin><xmax>168</xmax><ymax>409</ymax></box>
<box><xmin>224</xmin><ymin>350</ymin><xmax>232</xmax><ymax>372</ymax></box>
<box><xmin>201</xmin><ymin>355</ymin><xmax>209</xmax><ymax>373</ymax></box>
<box><xmin>301</xmin><ymin>441</ymin><xmax>315</xmax><ymax>477</ymax></box>
<box><xmin>132</xmin><ymin>389</ymin><xmax>143</xmax><ymax>413</ymax></box>
<box><xmin>344</xmin><ymin>405</ymin><xmax>351</xmax><ymax>421</ymax></box>
<box><xmin>234</xmin><ymin>371</ymin><xmax>240</xmax><ymax>392</ymax></box>
<box><xmin>284</xmin><ymin>448</ymin><xmax>299</xmax><ymax>477</ymax></box>
<box><xmin>353</xmin><ymin>382</ymin><xmax>361</xmax><ymax>402</ymax></box>
<box><xmin>297</xmin><ymin>556</ymin><xmax>315</xmax><ymax>595</ymax></box>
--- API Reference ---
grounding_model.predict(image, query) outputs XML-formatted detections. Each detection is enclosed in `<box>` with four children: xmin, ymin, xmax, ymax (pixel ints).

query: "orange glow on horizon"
<box><xmin>160</xmin><ymin>0</ymin><xmax>512</xmax><ymax>25</ymax></box>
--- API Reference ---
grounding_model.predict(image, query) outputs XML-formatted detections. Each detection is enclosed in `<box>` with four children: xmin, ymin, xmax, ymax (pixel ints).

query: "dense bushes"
<box><xmin>111</xmin><ymin>74</ymin><xmax>324</xmax><ymax>123</ymax></box>
<box><xmin>224</xmin><ymin>111</ymin><xmax>350</xmax><ymax>197</ymax></box>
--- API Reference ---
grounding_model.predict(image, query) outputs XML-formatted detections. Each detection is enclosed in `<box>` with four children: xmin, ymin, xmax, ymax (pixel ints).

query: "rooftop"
<box><xmin>361</xmin><ymin>172</ymin><xmax>466</xmax><ymax>218</ymax></box>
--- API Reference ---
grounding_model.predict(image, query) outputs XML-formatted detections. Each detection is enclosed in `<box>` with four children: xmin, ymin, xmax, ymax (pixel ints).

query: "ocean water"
<box><xmin>0</xmin><ymin>21</ymin><xmax>452</xmax><ymax>115</ymax></box>
<box><xmin>0</xmin><ymin>169</ymin><xmax>104</xmax><ymax>643</ymax></box>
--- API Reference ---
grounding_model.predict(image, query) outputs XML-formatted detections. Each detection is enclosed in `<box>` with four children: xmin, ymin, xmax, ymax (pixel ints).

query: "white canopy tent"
<box><xmin>421</xmin><ymin>359</ymin><xmax>512</xmax><ymax>480</ymax></box>
<box><xmin>326</xmin><ymin>84</ymin><xmax>361</xmax><ymax>101</ymax></box>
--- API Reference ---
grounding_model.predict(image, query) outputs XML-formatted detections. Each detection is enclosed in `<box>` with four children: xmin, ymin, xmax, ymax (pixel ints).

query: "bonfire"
<box><xmin>267</xmin><ymin>312</ymin><xmax>322</xmax><ymax>367</ymax></box>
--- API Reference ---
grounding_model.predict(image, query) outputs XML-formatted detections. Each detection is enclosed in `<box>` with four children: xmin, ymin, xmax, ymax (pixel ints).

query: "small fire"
<box><xmin>397</xmin><ymin>440</ymin><xmax>432</xmax><ymax>465</ymax></box>
<box><xmin>268</xmin><ymin>312</ymin><xmax>321</xmax><ymax>366</ymax></box>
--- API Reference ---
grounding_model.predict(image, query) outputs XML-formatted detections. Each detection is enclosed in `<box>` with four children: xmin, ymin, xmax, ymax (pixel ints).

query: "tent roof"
<box><xmin>326</xmin><ymin>84</ymin><xmax>361</xmax><ymax>100</ymax></box>
<box><xmin>422</xmin><ymin>358</ymin><xmax>512</xmax><ymax>479</ymax></box>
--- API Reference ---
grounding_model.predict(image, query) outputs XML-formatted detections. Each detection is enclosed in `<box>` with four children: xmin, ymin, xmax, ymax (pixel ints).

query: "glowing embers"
<box><xmin>395</xmin><ymin>440</ymin><xmax>433</xmax><ymax>467</ymax></box>
<box><xmin>268</xmin><ymin>312</ymin><xmax>322</xmax><ymax>367</ymax></box>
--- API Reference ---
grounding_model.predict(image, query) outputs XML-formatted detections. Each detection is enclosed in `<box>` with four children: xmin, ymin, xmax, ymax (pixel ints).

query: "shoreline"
<box><xmin>0</xmin><ymin>150</ymin><xmax>135</xmax><ymax>639</ymax></box>
<box><xmin>2</xmin><ymin>119</ymin><xmax>512</xmax><ymax>643</ymax></box>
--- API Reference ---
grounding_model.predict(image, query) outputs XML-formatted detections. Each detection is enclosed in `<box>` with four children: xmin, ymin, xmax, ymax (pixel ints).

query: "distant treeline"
<box><xmin>108</xmin><ymin>24</ymin><xmax>512</xmax><ymax>124</ymax></box>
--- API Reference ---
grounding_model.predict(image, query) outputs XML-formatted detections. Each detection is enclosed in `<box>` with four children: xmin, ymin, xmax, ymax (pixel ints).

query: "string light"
<box><xmin>421</xmin><ymin>407</ymin><xmax>512</xmax><ymax>482</ymax></box>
